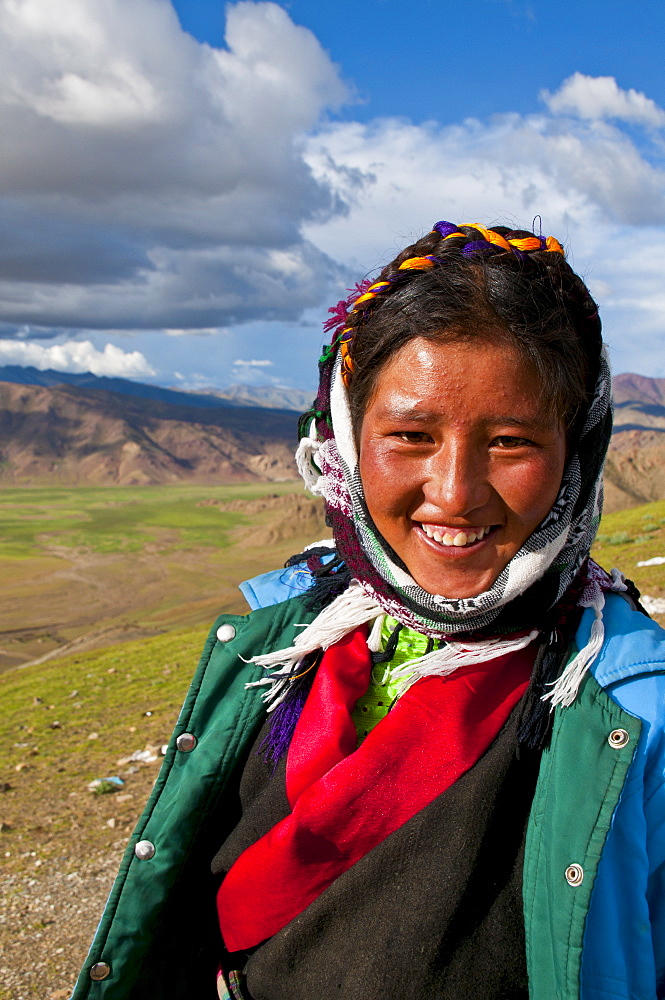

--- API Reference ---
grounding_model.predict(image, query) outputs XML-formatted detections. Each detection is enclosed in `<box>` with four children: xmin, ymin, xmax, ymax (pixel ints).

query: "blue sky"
<box><xmin>175</xmin><ymin>0</ymin><xmax>665</xmax><ymax>125</ymax></box>
<box><xmin>1</xmin><ymin>0</ymin><xmax>664</xmax><ymax>390</ymax></box>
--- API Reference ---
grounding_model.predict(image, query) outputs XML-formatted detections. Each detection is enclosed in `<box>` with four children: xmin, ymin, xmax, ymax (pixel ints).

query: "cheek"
<box><xmin>359</xmin><ymin>446</ymin><xmax>392</xmax><ymax>516</ymax></box>
<box><xmin>359</xmin><ymin>442</ymin><xmax>416</xmax><ymax>518</ymax></box>
<box><xmin>500</xmin><ymin>455</ymin><xmax>564</xmax><ymax>523</ymax></box>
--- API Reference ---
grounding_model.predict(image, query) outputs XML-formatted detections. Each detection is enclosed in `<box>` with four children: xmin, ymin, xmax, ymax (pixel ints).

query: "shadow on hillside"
<box><xmin>612</xmin><ymin>424</ymin><xmax>665</xmax><ymax>434</ymax></box>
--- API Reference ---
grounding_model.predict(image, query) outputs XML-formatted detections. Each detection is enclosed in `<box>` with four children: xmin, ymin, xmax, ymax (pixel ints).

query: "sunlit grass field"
<box><xmin>1</xmin><ymin>625</ymin><xmax>204</xmax><ymax>871</ymax></box>
<box><xmin>592</xmin><ymin>498</ymin><xmax>665</xmax><ymax>598</ymax></box>
<box><xmin>0</xmin><ymin>482</ymin><xmax>299</xmax><ymax>558</ymax></box>
<box><xmin>0</xmin><ymin>482</ymin><xmax>325</xmax><ymax>671</ymax></box>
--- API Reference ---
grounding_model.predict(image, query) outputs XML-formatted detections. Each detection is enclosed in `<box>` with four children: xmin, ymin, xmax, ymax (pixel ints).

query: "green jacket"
<box><xmin>70</xmin><ymin>593</ymin><xmax>647</xmax><ymax>1000</ymax></box>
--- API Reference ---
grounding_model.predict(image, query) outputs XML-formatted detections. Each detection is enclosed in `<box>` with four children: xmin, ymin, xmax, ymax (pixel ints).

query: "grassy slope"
<box><xmin>592</xmin><ymin>498</ymin><xmax>665</xmax><ymax>599</ymax></box>
<box><xmin>1</xmin><ymin>626</ymin><xmax>205</xmax><ymax>878</ymax></box>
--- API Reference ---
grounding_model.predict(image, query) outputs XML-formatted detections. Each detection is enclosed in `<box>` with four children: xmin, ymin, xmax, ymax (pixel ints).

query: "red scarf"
<box><xmin>217</xmin><ymin>626</ymin><xmax>534</xmax><ymax>952</ymax></box>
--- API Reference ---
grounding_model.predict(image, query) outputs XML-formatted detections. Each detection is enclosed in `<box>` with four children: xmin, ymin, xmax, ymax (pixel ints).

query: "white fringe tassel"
<box><xmin>542</xmin><ymin>566</ymin><xmax>628</xmax><ymax>709</ymax></box>
<box><xmin>246</xmin><ymin>566</ymin><xmax>626</xmax><ymax>714</ymax></box>
<box><xmin>245</xmin><ymin>580</ymin><xmax>382</xmax><ymax>710</ymax></box>
<box><xmin>387</xmin><ymin>630</ymin><xmax>540</xmax><ymax>696</ymax></box>
<box><xmin>543</xmin><ymin>587</ymin><xmax>606</xmax><ymax>709</ymax></box>
<box><xmin>294</xmin><ymin>419</ymin><xmax>324</xmax><ymax>496</ymax></box>
<box><xmin>367</xmin><ymin>614</ymin><xmax>386</xmax><ymax>653</ymax></box>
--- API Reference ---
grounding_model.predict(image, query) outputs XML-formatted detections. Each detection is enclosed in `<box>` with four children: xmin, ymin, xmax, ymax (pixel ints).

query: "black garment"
<box><xmin>213</xmin><ymin>704</ymin><xmax>541</xmax><ymax>1000</ymax></box>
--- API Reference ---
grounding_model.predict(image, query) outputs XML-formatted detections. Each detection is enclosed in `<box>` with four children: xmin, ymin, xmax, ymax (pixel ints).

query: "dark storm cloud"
<box><xmin>0</xmin><ymin>0</ymin><xmax>352</xmax><ymax>330</ymax></box>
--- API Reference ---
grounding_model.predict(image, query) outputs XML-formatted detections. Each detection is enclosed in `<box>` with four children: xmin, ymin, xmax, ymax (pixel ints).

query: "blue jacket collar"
<box><xmin>578</xmin><ymin>592</ymin><xmax>665</xmax><ymax>686</ymax></box>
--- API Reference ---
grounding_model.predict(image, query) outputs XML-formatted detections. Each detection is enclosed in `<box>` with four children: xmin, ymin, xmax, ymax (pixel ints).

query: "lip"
<box><xmin>414</xmin><ymin>522</ymin><xmax>498</xmax><ymax>555</ymax></box>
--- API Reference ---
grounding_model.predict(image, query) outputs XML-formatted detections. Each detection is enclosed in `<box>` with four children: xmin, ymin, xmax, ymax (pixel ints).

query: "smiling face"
<box><xmin>358</xmin><ymin>335</ymin><xmax>567</xmax><ymax>599</ymax></box>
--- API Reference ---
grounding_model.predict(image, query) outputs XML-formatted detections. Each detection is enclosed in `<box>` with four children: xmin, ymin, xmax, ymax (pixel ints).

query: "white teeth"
<box><xmin>421</xmin><ymin>524</ymin><xmax>491</xmax><ymax>547</ymax></box>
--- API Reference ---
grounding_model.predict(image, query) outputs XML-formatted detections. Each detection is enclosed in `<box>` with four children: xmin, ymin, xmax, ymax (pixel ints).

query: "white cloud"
<box><xmin>0</xmin><ymin>0</ymin><xmax>349</xmax><ymax>329</ymax></box>
<box><xmin>542</xmin><ymin>73</ymin><xmax>665</xmax><ymax>128</ymax></box>
<box><xmin>301</xmin><ymin>92</ymin><xmax>665</xmax><ymax>376</ymax></box>
<box><xmin>0</xmin><ymin>339</ymin><xmax>155</xmax><ymax>377</ymax></box>
<box><xmin>1</xmin><ymin>0</ymin><xmax>665</xmax><ymax>387</ymax></box>
<box><xmin>233</xmin><ymin>359</ymin><xmax>273</xmax><ymax>367</ymax></box>
<box><xmin>304</xmin><ymin>107</ymin><xmax>665</xmax><ymax>269</ymax></box>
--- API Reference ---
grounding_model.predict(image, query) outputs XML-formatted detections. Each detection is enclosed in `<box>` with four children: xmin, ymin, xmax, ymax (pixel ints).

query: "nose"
<box><xmin>421</xmin><ymin>439</ymin><xmax>491</xmax><ymax>517</ymax></box>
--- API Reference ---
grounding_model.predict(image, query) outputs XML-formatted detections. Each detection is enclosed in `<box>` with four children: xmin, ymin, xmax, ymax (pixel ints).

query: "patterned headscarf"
<box><xmin>251</xmin><ymin>223</ymin><xmax>620</xmax><ymax>719</ymax></box>
<box><xmin>297</xmin><ymin>223</ymin><xmax>614</xmax><ymax>638</ymax></box>
<box><xmin>298</xmin><ymin>345</ymin><xmax>613</xmax><ymax>638</ymax></box>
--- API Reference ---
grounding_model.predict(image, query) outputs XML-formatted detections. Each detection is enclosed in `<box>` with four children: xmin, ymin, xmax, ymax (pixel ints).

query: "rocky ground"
<box><xmin>0</xmin><ymin>628</ymin><xmax>203</xmax><ymax>1000</ymax></box>
<box><xmin>0</xmin><ymin>844</ymin><xmax>123</xmax><ymax>999</ymax></box>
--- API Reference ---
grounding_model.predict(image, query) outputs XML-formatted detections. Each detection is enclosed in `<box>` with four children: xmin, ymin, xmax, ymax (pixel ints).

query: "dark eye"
<box><xmin>392</xmin><ymin>431</ymin><xmax>434</xmax><ymax>443</ymax></box>
<box><xmin>492</xmin><ymin>435</ymin><xmax>534</xmax><ymax>448</ymax></box>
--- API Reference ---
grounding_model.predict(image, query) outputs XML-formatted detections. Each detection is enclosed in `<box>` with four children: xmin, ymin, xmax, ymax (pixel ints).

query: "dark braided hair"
<box><xmin>341</xmin><ymin>224</ymin><xmax>602</xmax><ymax>444</ymax></box>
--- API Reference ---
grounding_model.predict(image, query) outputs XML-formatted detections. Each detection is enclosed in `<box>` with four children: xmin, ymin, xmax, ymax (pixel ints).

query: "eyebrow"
<box><xmin>378</xmin><ymin>406</ymin><xmax>437</xmax><ymax>422</ymax></box>
<box><xmin>376</xmin><ymin>405</ymin><xmax>554</xmax><ymax>431</ymax></box>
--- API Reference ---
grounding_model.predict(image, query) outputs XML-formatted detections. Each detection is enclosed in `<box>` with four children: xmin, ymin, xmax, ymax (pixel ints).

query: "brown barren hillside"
<box><xmin>604</xmin><ymin>429</ymin><xmax>665</xmax><ymax>512</ymax></box>
<box><xmin>0</xmin><ymin>382</ymin><xmax>298</xmax><ymax>485</ymax></box>
<box><xmin>613</xmin><ymin>372</ymin><xmax>665</xmax><ymax>406</ymax></box>
<box><xmin>603</xmin><ymin>374</ymin><xmax>665</xmax><ymax>512</ymax></box>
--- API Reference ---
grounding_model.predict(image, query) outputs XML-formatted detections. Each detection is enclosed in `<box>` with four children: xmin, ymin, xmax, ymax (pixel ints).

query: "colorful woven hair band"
<box><xmin>332</xmin><ymin>221</ymin><xmax>565</xmax><ymax>385</ymax></box>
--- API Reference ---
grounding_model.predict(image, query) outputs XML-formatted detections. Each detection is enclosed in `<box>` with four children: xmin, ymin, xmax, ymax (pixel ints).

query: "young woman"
<box><xmin>72</xmin><ymin>222</ymin><xmax>665</xmax><ymax>1000</ymax></box>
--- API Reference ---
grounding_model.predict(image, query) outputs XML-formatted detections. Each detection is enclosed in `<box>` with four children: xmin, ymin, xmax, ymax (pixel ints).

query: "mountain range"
<box><xmin>0</xmin><ymin>365</ymin><xmax>314</xmax><ymax>412</ymax></box>
<box><xmin>0</xmin><ymin>376</ymin><xmax>301</xmax><ymax>486</ymax></box>
<box><xmin>603</xmin><ymin>373</ymin><xmax>665</xmax><ymax>512</ymax></box>
<box><xmin>1</xmin><ymin>366</ymin><xmax>664</xmax><ymax>507</ymax></box>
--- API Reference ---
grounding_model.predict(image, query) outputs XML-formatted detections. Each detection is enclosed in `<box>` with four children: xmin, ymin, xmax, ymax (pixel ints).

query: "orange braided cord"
<box><xmin>340</xmin><ymin>349</ymin><xmax>353</xmax><ymax>386</ymax></box>
<box><xmin>467</xmin><ymin>225</ymin><xmax>512</xmax><ymax>251</ymax></box>
<box><xmin>545</xmin><ymin>236</ymin><xmax>565</xmax><ymax>255</ymax></box>
<box><xmin>507</xmin><ymin>237</ymin><xmax>542</xmax><ymax>251</ymax></box>
<box><xmin>398</xmin><ymin>256</ymin><xmax>437</xmax><ymax>270</ymax></box>
<box><xmin>353</xmin><ymin>281</ymin><xmax>391</xmax><ymax>307</ymax></box>
<box><xmin>339</xmin><ymin>327</ymin><xmax>354</xmax><ymax>386</ymax></box>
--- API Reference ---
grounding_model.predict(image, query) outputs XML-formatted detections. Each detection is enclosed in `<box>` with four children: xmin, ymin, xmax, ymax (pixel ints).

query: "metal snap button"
<box><xmin>608</xmin><ymin>728</ymin><xmax>630</xmax><ymax>748</ymax></box>
<box><xmin>176</xmin><ymin>732</ymin><xmax>197</xmax><ymax>752</ymax></box>
<box><xmin>216</xmin><ymin>624</ymin><xmax>236</xmax><ymax>643</ymax></box>
<box><xmin>134</xmin><ymin>839</ymin><xmax>156</xmax><ymax>861</ymax></box>
<box><xmin>90</xmin><ymin>962</ymin><xmax>111</xmax><ymax>981</ymax></box>
<box><xmin>565</xmin><ymin>863</ymin><xmax>584</xmax><ymax>886</ymax></box>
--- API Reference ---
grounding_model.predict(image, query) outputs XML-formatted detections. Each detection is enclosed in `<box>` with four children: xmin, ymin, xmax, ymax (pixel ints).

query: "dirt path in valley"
<box><xmin>0</xmin><ymin>491</ymin><xmax>327</xmax><ymax>674</ymax></box>
<box><xmin>0</xmin><ymin>542</ymin><xmax>246</xmax><ymax>674</ymax></box>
